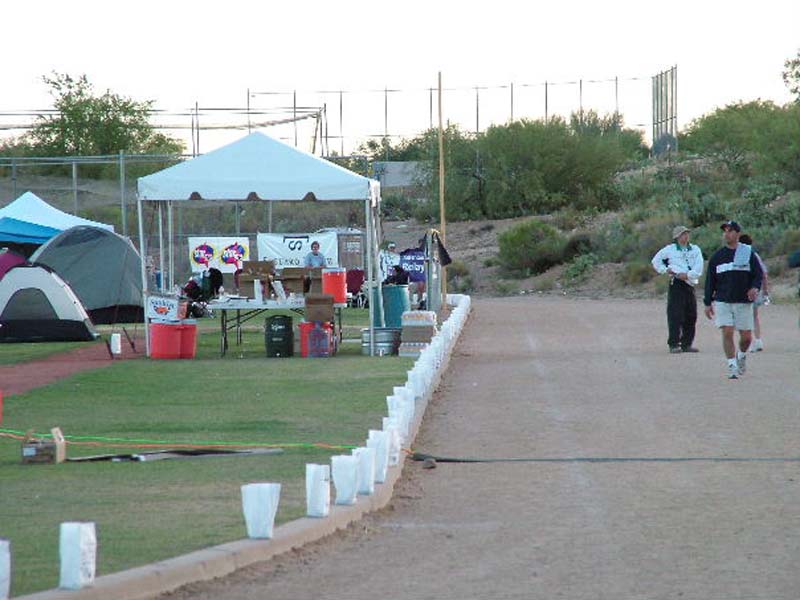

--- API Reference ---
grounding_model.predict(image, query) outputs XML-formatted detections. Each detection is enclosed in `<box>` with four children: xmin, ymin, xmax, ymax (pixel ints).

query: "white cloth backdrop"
<box><xmin>257</xmin><ymin>232</ymin><xmax>338</xmax><ymax>268</ymax></box>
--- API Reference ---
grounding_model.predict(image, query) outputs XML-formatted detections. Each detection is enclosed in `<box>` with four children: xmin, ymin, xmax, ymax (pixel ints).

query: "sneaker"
<box><xmin>749</xmin><ymin>339</ymin><xmax>764</xmax><ymax>353</ymax></box>
<box><xmin>681</xmin><ymin>347</ymin><xmax>700</xmax><ymax>353</ymax></box>
<box><xmin>669</xmin><ymin>347</ymin><xmax>682</xmax><ymax>354</ymax></box>
<box><xmin>728</xmin><ymin>363</ymin><xmax>739</xmax><ymax>379</ymax></box>
<box><xmin>737</xmin><ymin>354</ymin><xmax>747</xmax><ymax>376</ymax></box>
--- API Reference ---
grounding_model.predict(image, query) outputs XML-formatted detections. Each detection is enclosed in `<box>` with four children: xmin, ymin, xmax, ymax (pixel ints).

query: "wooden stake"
<box><xmin>438</xmin><ymin>72</ymin><xmax>447</xmax><ymax>299</ymax></box>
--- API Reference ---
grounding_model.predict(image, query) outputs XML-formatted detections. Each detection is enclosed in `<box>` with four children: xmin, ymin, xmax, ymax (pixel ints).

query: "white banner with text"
<box><xmin>256</xmin><ymin>232</ymin><xmax>339</xmax><ymax>268</ymax></box>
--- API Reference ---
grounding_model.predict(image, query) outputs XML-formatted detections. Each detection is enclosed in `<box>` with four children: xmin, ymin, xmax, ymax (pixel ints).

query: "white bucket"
<box><xmin>241</xmin><ymin>483</ymin><xmax>281</xmax><ymax>539</ymax></box>
<box><xmin>305</xmin><ymin>464</ymin><xmax>331</xmax><ymax>517</ymax></box>
<box><xmin>59</xmin><ymin>522</ymin><xmax>96</xmax><ymax>590</ymax></box>
<box><xmin>331</xmin><ymin>455</ymin><xmax>359</xmax><ymax>505</ymax></box>
<box><xmin>351</xmin><ymin>447</ymin><xmax>376</xmax><ymax>495</ymax></box>
<box><xmin>367</xmin><ymin>430</ymin><xmax>389</xmax><ymax>483</ymax></box>
<box><xmin>0</xmin><ymin>539</ymin><xmax>9</xmax><ymax>600</ymax></box>
<box><xmin>110</xmin><ymin>333</ymin><xmax>122</xmax><ymax>355</ymax></box>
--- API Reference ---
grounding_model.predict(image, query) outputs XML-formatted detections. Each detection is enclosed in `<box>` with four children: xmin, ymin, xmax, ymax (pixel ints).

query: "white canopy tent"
<box><xmin>136</xmin><ymin>131</ymin><xmax>383</xmax><ymax>356</ymax></box>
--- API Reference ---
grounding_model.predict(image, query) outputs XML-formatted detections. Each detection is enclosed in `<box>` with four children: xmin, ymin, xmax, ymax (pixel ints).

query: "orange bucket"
<box><xmin>322</xmin><ymin>268</ymin><xmax>347</xmax><ymax>304</ymax></box>
<box><xmin>150</xmin><ymin>321</ymin><xmax>182</xmax><ymax>359</ymax></box>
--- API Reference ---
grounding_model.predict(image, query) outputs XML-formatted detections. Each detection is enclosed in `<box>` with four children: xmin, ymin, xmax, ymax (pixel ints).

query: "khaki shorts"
<box><xmin>714</xmin><ymin>301</ymin><xmax>754</xmax><ymax>330</ymax></box>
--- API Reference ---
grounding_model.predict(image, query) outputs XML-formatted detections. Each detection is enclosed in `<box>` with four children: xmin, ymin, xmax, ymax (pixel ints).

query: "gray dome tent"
<box><xmin>30</xmin><ymin>226</ymin><xmax>143</xmax><ymax>324</ymax></box>
<box><xmin>0</xmin><ymin>264</ymin><xmax>98</xmax><ymax>342</ymax></box>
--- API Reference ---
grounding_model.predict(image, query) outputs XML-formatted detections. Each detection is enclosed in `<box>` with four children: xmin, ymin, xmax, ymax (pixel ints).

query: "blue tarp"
<box><xmin>0</xmin><ymin>217</ymin><xmax>62</xmax><ymax>244</ymax></box>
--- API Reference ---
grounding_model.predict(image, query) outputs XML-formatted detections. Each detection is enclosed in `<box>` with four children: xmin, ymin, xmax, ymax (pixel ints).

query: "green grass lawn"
<box><xmin>0</xmin><ymin>311</ymin><xmax>412</xmax><ymax>596</ymax></box>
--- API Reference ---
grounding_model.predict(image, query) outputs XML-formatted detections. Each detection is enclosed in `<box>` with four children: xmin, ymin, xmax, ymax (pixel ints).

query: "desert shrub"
<box><xmin>592</xmin><ymin>218</ymin><xmax>638</xmax><ymax>263</ymax></box>
<box><xmin>446</xmin><ymin>260</ymin><xmax>473</xmax><ymax>293</ymax></box>
<box><xmin>530</xmin><ymin>274</ymin><xmax>557</xmax><ymax>292</ymax></box>
<box><xmin>552</xmin><ymin>207</ymin><xmax>587</xmax><ymax>230</ymax></box>
<box><xmin>497</xmin><ymin>219</ymin><xmax>567</xmax><ymax>277</ymax></box>
<box><xmin>772</xmin><ymin>229</ymin><xmax>800</xmax><ymax>256</ymax></box>
<box><xmin>382</xmin><ymin>194</ymin><xmax>417</xmax><ymax>220</ymax></box>
<box><xmin>683</xmin><ymin>193</ymin><xmax>729</xmax><ymax>228</ymax></box>
<box><xmin>495</xmin><ymin>280</ymin><xmax>519</xmax><ymax>296</ymax></box>
<box><xmin>611</xmin><ymin>173</ymin><xmax>652</xmax><ymax>206</ymax></box>
<box><xmin>622</xmin><ymin>261</ymin><xmax>656</xmax><ymax>284</ymax></box>
<box><xmin>564</xmin><ymin>253</ymin><xmax>598</xmax><ymax>282</ymax></box>
<box><xmin>563</xmin><ymin>232</ymin><xmax>594</xmax><ymax>261</ymax></box>
<box><xmin>690</xmin><ymin>224</ymin><xmax>723</xmax><ymax>259</ymax></box>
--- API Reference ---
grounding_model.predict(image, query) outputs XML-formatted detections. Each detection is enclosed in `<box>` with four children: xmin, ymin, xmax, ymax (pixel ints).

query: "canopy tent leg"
<box><xmin>167</xmin><ymin>201</ymin><xmax>174</xmax><ymax>292</ymax></box>
<box><xmin>157</xmin><ymin>203</ymin><xmax>165</xmax><ymax>293</ymax></box>
<box><xmin>136</xmin><ymin>195</ymin><xmax>150</xmax><ymax>357</ymax></box>
<box><xmin>366</xmin><ymin>196</ymin><xmax>374</xmax><ymax>356</ymax></box>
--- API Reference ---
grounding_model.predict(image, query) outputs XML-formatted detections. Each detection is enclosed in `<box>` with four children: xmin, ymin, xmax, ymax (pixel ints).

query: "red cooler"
<box><xmin>179</xmin><ymin>319</ymin><xmax>198</xmax><ymax>358</ymax></box>
<box><xmin>149</xmin><ymin>321</ymin><xmax>182</xmax><ymax>359</ymax></box>
<box><xmin>299</xmin><ymin>321</ymin><xmax>333</xmax><ymax>357</ymax></box>
<box><xmin>322</xmin><ymin>268</ymin><xmax>347</xmax><ymax>304</ymax></box>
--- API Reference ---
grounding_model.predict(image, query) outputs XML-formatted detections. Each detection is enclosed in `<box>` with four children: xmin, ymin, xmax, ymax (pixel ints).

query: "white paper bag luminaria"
<box><xmin>366</xmin><ymin>429</ymin><xmax>389</xmax><ymax>483</ymax></box>
<box><xmin>241</xmin><ymin>483</ymin><xmax>281</xmax><ymax>538</ymax></box>
<box><xmin>59</xmin><ymin>522</ymin><xmax>96</xmax><ymax>590</ymax></box>
<box><xmin>352</xmin><ymin>447</ymin><xmax>376</xmax><ymax>495</ymax></box>
<box><xmin>331</xmin><ymin>455</ymin><xmax>359</xmax><ymax>505</ymax></box>
<box><xmin>0</xmin><ymin>539</ymin><xmax>10</xmax><ymax>600</ymax></box>
<box><xmin>305</xmin><ymin>464</ymin><xmax>331</xmax><ymax>517</ymax></box>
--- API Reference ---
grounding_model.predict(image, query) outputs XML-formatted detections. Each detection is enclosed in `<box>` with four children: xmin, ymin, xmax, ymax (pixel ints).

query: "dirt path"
<box><xmin>163</xmin><ymin>297</ymin><xmax>800</xmax><ymax>600</ymax></box>
<box><xmin>0</xmin><ymin>334</ymin><xmax>143</xmax><ymax>396</ymax></box>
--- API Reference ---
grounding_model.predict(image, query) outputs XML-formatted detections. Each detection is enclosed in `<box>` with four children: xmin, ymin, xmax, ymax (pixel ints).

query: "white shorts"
<box><xmin>714</xmin><ymin>301</ymin><xmax>754</xmax><ymax>330</ymax></box>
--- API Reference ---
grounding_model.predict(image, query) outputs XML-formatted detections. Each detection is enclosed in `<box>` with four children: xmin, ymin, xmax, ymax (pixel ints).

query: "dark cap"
<box><xmin>720</xmin><ymin>220</ymin><xmax>741</xmax><ymax>232</ymax></box>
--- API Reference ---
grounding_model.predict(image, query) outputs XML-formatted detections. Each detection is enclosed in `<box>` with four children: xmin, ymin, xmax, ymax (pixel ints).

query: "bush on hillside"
<box><xmin>497</xmin><ymin>219</ymin><xmax>567</xmax><ymax>277</ymax></box>
<box><xmin>622</xmin><ymin>261</ymin><xmax>656</xmax><ymax>285</ymax></box>
<box><xmin>680</xmin><ymin>100</ymin><xmax>800</xmax><ymax>188</ymax></box>
<box><xmin>563</xmin><ymin>232</ymin><xmax>594</xmax><ymax>261</ymax></box>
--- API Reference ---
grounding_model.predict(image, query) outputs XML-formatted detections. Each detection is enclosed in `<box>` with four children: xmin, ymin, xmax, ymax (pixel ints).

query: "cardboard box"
<box><xmin>240</xmin><ymin>260</ymin><xmax>276</xmax><ymax>279</ymax></box>
<box><xmin>305</xmin><ymin>294</ymin><xmax>335</xmax><ymax>322</ymax></box>
<box><xmin>22</xmin><ymin>428</ymin><xmax>66</xmax><ymax>464</ymax></box>
<box><xmin>277</xmin><ymin>268</ymin><xmax>322</xmax><ymax>295</ymax></box>
<box><xmin>401</xmin><ymin>325</ymin><xmax>436</xmax><ymax>343</ymax></box>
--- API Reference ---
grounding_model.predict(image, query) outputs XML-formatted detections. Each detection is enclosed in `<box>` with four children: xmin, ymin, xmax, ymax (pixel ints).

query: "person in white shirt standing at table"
<box><xmin>651</xmin><ymin>225</ymin><xmax>705</xmax><ymax>354</ymax></box>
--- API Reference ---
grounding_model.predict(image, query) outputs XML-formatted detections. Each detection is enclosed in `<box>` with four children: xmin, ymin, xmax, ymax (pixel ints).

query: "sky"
<box><xmin>2</xmin><ymin>0</ymin><xmax>798</xmax><ymax>154</ymax></box>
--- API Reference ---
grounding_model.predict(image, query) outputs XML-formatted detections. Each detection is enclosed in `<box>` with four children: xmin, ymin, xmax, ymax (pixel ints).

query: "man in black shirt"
<box><xmin>703</xmin><ymin>221</ymin><xmax>763</xmax><ymax>379</ymax></box>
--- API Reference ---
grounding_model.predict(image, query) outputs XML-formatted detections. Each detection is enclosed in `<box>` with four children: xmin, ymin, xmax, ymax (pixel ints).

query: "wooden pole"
<box><xmin>438</xmin><ymin>72</ymin><xmax>447</xmax><ymax>299</ymax></box>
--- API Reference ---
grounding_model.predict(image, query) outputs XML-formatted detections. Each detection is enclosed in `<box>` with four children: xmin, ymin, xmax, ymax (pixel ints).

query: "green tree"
<box><xmin>783</xmin><ymin>48</ymin><xmax>800</xmax><ymax>100</ymax></box>
<box><xmin>24</xmin><ymin>72</ymin><xmax>183</xmax><ymax>157</ymax></box>
<box><xmin>680</xmin><ymin>100</ymin><xmax>800</xmax><ymax>186</ymax></box>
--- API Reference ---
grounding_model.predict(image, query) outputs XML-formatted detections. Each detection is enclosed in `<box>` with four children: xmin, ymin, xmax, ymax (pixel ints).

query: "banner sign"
<box><xmin>399</xmin><ymin>249</ymin><xmax>426</xmax><ymax>282</ymax></box>
<box><xmin>146</xmin><ymin>294</ymin><xmax>180</xmax><ymax>321</ymax></box>
<box><xmin>256</xmin><ymin>232</ymin><xmax>339</xmax><ymax>268</ymax></box>
<box><xmin>187</xmin><ymin>237</ymin><xmax>250</xmax><ymax>273</ymax></box>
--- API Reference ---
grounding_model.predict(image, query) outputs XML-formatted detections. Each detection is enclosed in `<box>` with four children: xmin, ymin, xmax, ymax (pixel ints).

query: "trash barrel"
<box><xmin>381</xmin><ymin>284</ymin><xmax>411</xmax><ymax>328</ymax></box>
<box><xmin>149</xmin><ymin>321</ymin><xmax>182</xmax><ymax>359</ymax></box>
<box><xmin>179</xmin><ymin>319</ymin><xmax>198</xmax><ymax>358</ymax></box>
<box><xmin>370</xmin><ymin>285</ymin><xmax>384</xmax><ymax>328</ymax></box>
<box><xmin>299</xmin><ymin>321</ymin><xmax>333</xmax><ymax>357</ymax></box>
<box><xmin>360</xmin><ymin>327</ymin><xmax>401</xmax><ymax>356</ymax></box>
<box><xmin>265</xmin><ymin>315</ymin><xmax>294</xmax><ymax>357</ymax></box>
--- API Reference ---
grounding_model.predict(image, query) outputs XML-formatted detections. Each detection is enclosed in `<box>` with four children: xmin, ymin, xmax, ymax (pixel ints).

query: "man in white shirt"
<box><xmin>379</xmin><ymin>241</ymin><xmax>401</xmax><ymax>283</ymax></box>
<box><xmin>651</xmin><ymin>225</ymin><xmax>705</xmax><ymax>353</ymax></box>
